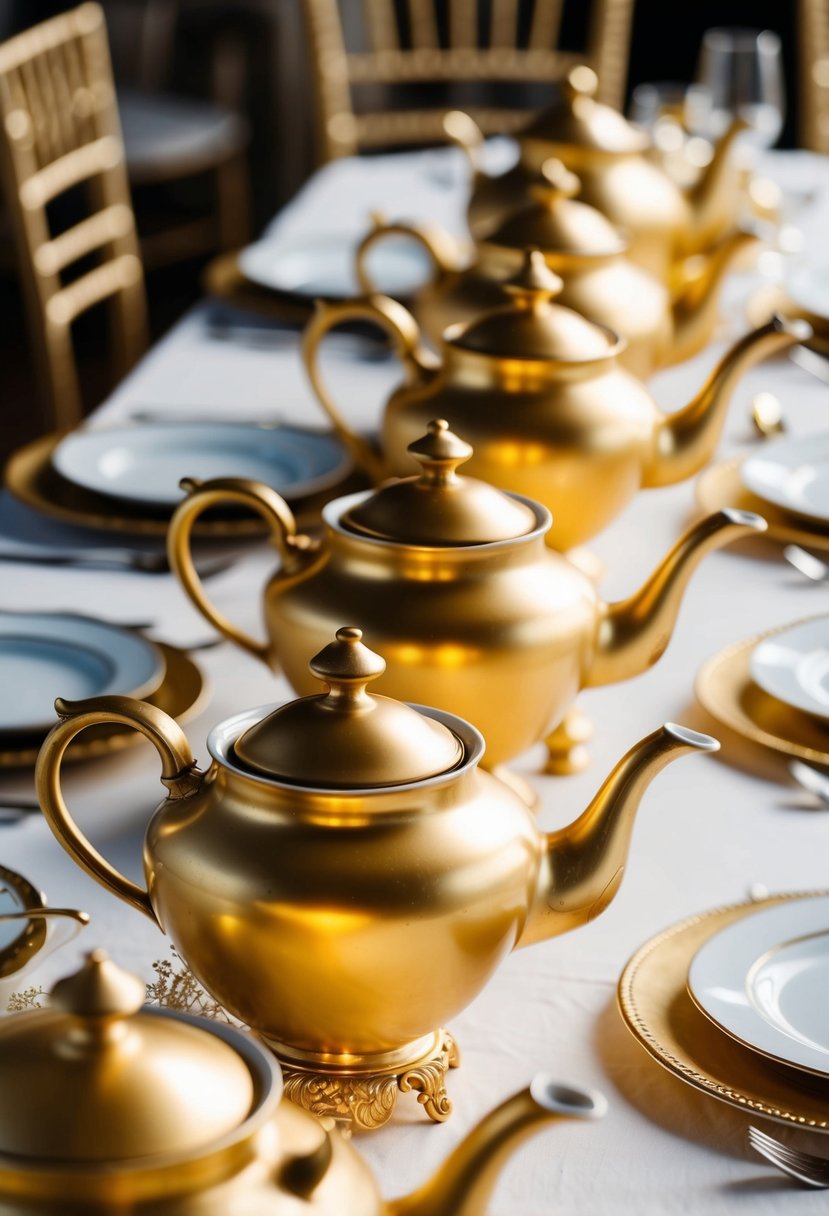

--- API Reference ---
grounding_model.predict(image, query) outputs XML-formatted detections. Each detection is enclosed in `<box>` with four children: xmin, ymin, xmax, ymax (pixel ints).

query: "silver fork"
<box><xmin>748</xmin><ymin>1125</ymin><xmax>829</xmax><ymax>1188</ymax></box>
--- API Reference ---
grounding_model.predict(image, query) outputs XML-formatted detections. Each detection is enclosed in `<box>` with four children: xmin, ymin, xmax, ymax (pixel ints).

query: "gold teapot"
<box><xmin>166</xmin><ymin>422</ymin><xmax>762</xmax><ymax>779</ymax></box>
<box><xmin>0</xmin><ymin>949</ymin><xmax>608</xmax><ymax>1212</ymax></box>
<box><xmin>37</xmin><ymin>629</ymin><xmax>717</xmax><ymax>1131</ymax></box>
<box><xmin>357</xmin><ymin>159</ymin><xmax>758</xmax><ymax>379</ymax></box>
<box><xmin>449</xmin><ymin>64</ymin><xmax>748</xmax><ymax>283</ymax></box>
<box><xmin>302</xmin><ymin>252</ymin><xmax>806</xmax><ymax>551</ymax></box>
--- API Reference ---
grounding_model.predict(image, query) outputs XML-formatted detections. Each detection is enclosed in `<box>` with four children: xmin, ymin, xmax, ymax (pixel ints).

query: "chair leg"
<box><xmin>215</xmin><ymin>149</ymin><xmax>251</xmax><ymax>251</ymax></box>
<box><xmin>43</xmin><ymin>317</ymin><xmax>83</xmax><ymax>431</ymax></box>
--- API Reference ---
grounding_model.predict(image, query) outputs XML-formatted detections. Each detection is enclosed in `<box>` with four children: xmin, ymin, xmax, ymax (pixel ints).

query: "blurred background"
<box><xmin>0</xmin><ymin>0</ymin><xmax>808</xmax><ymax>460</ymax></box>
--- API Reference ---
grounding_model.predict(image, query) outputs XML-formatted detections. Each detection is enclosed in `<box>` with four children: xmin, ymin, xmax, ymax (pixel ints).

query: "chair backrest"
<box><xmin>799</xmin><ymin>0</ymin><xmax>829</xmax><ymax>150</ymax></box>
<box><xmin>303</xmin><ymin>0</ymin><xmax>634</xmax><ymax>162</ymax></box>
<box><xmin>0</xmin><ymin>2</ymin><xmax>146</xmax><ymax>430</ymax></box>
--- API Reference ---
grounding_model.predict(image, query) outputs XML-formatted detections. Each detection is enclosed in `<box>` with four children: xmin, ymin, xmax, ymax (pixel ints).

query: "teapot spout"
<box><xmin>645</xmin><ymin>315</ymin><xmax>812</xmax><ymax>488</ymax></box>
<box><xmin>519</xmin><ymin>725</ymin><xmax>718</xmax><ymax>949</ymax></box>
<box><xmin>683</xmin><ymin>115</ymin><xmax>748</xmax><ymax>252</ymax></box>
<box><xmin>669</xmin><ymin>229</ymin><xmax>761</xmax><ymax>365</ymax></box>
<box><xmin>387</xmin><ymin>1077</ymin><xmax>606</xmax><ymax>1216</ymax></box>
<box><xmin>587</xmin><ymin>508</ymin><xmax>766</xmax><ymax>688</ymax></box>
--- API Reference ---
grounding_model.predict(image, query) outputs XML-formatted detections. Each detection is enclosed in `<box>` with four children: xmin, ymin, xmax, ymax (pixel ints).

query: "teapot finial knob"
<box><xmin>408</xmin><ymin>419</ymin><xmax>473</xmax><ymax>487</ymax></box>
<box><xmin>530</xmin><ymin>158</ymin><xmax>581</xmax><ymax>206</ymax></box>
<box><xmin>309</xmin><ymin>627</ymin><xmax>386</xmax><ymax>705</ymax></box>
<box><xmin>502</xmin><ymin>250</ymin><xmax>564</xmax><ymax>308</ymax></box>
<box><xmin>49</xmin><ymin>949</ymin><xmax>145</xmax><ymax>1020</ymax></box>
<box><xmin>565</xmin><ymin>64</ymin><xmax>598</xmax><ymax>100</ymax></box>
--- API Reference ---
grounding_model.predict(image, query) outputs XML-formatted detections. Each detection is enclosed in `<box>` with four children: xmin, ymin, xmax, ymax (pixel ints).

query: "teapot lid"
<box><xmin>523</xmin><ymin>65</ymin><xmax>649</xmax><ymax>154</ymax></box>
<box><xmin>342</xmin><ymin>420</ymin><xmax>537</xmax><ymax>545</ymax></box>
<box><xmin>234</xmin><ymin>627</ymin><xmax>464</xmax><ymax>786</ymax></box>
<box><xmin>487</xmin><ymin>159</ymin><xmax>627</xmax><ymax>259</ymax></box>
<box><xmin>0</xmin><ymin>951</ymin><xmax>257</xmax><ymax>1162</ymax></box>
<box><xmin>451</xmin><ymin>249</ymin><xmax>618</xmax><ymax>362</ymax></box>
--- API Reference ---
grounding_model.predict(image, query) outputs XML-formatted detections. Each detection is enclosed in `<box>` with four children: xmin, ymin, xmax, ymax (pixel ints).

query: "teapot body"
<box><xmin>0</xmin><ymin>1095</ymin><xmax>381</xmax><ymax>1216</ymax></box>
<box><xmin>379</xmin><ymin>354</ymin><xmax>659</xmax><ymax>551</ymax></box>
<box><xmin>264</xmin><ymin>509</ymin><xmax>599</xmax><ymax>768</ymax></box>
<box><xmin>145</xmin><ymin>719</ymin><xmax>540</xmax><ymax>1057</ymax></box>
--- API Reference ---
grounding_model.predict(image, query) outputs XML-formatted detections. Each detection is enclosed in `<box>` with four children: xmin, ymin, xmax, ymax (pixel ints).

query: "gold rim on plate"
<box><xmin>0</xmin><ymin>643</ymin><xmax>207</xmax><ymax>769</ymax></box>
<box><xmin>696</xmin><ymin>458</ymin><xmax>829</xmax><ymax>552</ymax></box>
<box><xmin>618</xmin><ymin>891</ymin><xmax>829</xmax><ymax>1129</ymax></box>
<box><xmin>695</xmin><ymin>619</ymin><xmax>829</xmax><ymax>769</ymax></box>
<box><xmin>4</xmin><ymin>431</ymin><xmax>365</xmax><ymax>539</ymax></box>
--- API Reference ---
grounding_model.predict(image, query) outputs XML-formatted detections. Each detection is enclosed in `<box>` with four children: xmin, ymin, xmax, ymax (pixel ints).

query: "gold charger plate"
<box><xmin>0</xmin><ymin>643</ymin><xmax>207</xmax><ymax>769</ymax></box>
<box><xmin>618</xmin><ymin>891</ymin><xmax>829</xmax><ymax>1129</ymax></box>
<box><xmin>695</xmin><ymin>620</ymin><xmax>829</xmax><ymax>770</ymax></box>
<box><xmin>4</xmin><ymin>432</ymin><xmax>366</xmax><ymax>539</ymax></box>
<box><xmin>745</xmin><ymin>283</ymin><xmax>829</xmax><ymax>355</ymax></box>
<box><xmin>696</xmin><ymin>458</ymin><xmax>829</xmax><ymax>552</ymax></box>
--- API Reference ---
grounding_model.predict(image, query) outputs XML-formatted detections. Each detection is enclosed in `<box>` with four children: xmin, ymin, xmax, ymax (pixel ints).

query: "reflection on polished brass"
<box><xmin>0</xmin><ymin>642</ymin><xmax>205</xmax><ymax>769</ymax></box>
<box><xmin>618</xmin><ymin>892</ymin><xmax>829</xmax><ymax>1128</ymax></box>
<box><xmin>168</xmin><ymin>422</ymin><xmax>763</xmax><ymax>773</ymax></box>
<box><xmin>358</xmin><ymin>162</ymin><xmax>757</xmax><ymax>378</ymax></box>
<box><xmin>696</xmin><ymin>458</ymin><xmax>829</xmax><ymax>553</ymax></box>
<box><xmin>281</xmin><ymin>1030</ymin><xmax>460</xmax><ymax>1132</ymax></box>
<box><xmin>695</xmin><ymin>621</ymin><xmax>829</xmax><ymax>770</ymax></box>
<box><xmin>37</xmin><ymin>630</ymin><xmax>717</xmax><ymax>1121</ymax></box>
<box><xmin>451</xmin><ymin>65</ymin><xmax>748</xmax><ymax>283</ymax></box>
<box><xmin>302</xmin><ymin>253</ymin><xmax>808</xmax><ymax>551</ymax></box>
<box><xmin>0</xmin><ymin>949</ymin><xmax>608</xmax><ymax>1210</ymax></box>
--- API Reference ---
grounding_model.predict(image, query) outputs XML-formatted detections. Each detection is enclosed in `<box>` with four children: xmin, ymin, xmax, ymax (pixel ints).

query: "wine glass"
<box><xmin>694</xmin><ymin>28</ymin><xmax>785</xmax><ymax>151</ymax></box>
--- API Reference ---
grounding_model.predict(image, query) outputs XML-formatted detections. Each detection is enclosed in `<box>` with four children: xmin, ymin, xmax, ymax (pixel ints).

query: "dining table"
<box><xmin>2</xmin><ymin>139</ymin><xmax>829</xmax><ymax>1214</ymax></box>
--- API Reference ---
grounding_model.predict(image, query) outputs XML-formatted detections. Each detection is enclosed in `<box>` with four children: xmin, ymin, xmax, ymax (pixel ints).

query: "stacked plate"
<box><xmin>239</xmin><ymin>230</ymin><xmax>432</xmax><ymax>303</ymax></box>
<box><xmin>4</xmin><ymin>422</ymin><xmax>354</xmax><ymax>540</ymax></box>
<box><xmin>696</xmin><ymin>614</ymin><xmax>829</xmax><ymax>769</ymax></box>
<box><xmin>696</xmin><ymin>432</ymin><xmax>829</xmax><ymax>553</ymax></box>
<box><xmin>620</xmin><ymin>890</ymin><xmax>829</xmax><ymax>1129</ymax></box>
<box><xmin>0</xmin><ymin>611</ymin><xmax>205</xmax><ymax>769</ymax></box>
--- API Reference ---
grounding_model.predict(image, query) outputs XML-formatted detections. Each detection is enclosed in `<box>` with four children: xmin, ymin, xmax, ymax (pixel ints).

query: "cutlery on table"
<box><xmin>789</xmin><ymin>760</ymin><xmax>829</xmax><ymax>805</ymax></box>
<box><xmin>783</xmin><ymin>544</ymin><xmax>829</xmax><ymax>582</ymax></box>
<box><xmin>751</xmin><ymin>391</ymin><xmax>785</xmax><ymax>438</ymax></box>
<box><xmin>748</xmin><ymin>1125</ymin><xmax>829</xmax><ymax>1188</ymax></box>
<box><xmin>0</xmin><ymin>548</ymin><xmax>234</xmax><ymax>577</ymax></box>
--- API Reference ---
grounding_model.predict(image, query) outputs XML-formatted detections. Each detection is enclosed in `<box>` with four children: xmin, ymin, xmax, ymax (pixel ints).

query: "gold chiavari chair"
<box><xmin>302</xmin><ymin>0</ymin><xmax>635</xmax><ymax>163</ymax></box>
<box><xmin>799</xmin><ymin>0</ymin><xmax>829</xmax><ymax>151</ymax></box>
<box><xmin>0</xmin><ymin>3</ymin><xmax>147</xmax><ymax>431</ymax></box>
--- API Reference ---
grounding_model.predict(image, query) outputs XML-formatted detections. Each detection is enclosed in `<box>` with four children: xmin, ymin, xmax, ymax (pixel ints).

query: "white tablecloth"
<box><xmin>3</xmin><ymin>146</ymin><xmax>829</xmax><ymax>1214</ymax></box>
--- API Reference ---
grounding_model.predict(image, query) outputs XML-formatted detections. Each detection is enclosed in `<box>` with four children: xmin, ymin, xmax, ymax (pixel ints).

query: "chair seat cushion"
<box><xmin>119</xmin><ymin>90</ymin><xmax>248</xmax><ymax>183</ymax></box>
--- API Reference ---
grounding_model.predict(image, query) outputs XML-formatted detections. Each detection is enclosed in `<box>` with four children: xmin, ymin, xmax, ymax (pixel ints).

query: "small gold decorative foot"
<box><xmin>544</xmin><ymin>707</ymin><xmax>593</xmax><ymax>776</ymax></box>
<box><xmin>490</xmin><ymin>765</ymin><xmax>539</xmax><ymax>810</ymax></box>
<box><xmin>280</xmin><ymin>1031</ymin><xmax>460</xmax><ymax>1133</ymax></box>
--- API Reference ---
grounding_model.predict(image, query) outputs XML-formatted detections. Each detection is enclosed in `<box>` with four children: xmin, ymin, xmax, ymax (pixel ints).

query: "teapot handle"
<box><xmin>355</xmin><ymin>215</ymin><xmax>461</xmax><ymax>296</ymax></box>
<box><xmin>168</xmin><ymin>477</ymin><xmax>305</xmax><ymax>665</ymax></box>
<box><xmin>302</xmin><ymin>293</ymin><xmax>431</xmax><ymax>483</ymax></box>
<box><xmin>35</xmin><ymin>696</ymin><xmax>202</xmax><ymax>924</ymax></box>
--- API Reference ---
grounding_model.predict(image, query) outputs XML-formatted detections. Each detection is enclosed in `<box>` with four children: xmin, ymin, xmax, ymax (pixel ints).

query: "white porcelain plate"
<box><xmin>787</xmin><ymin>263</ymin><xmax>829</xmax><ymax>320</ymax></box>
<box><xmin>0</xmin><ymin>612</ymin><xmax>164</xmax><ymax>735</ymax></box>
<box><xmin>741</xmin><ymin>434</ymin><xmax>829</xmax><ymax>523</ymax></box>
<box><xmin>238</xmin><ymin>231</ymin><xmax>432</xmax><ymax>299</ymax></box>
<box><xmin>750</xmin><ymin>616</ymin><xmax>829</xmax><ymax>720</ymax></box>
<box><xmin>688</xmin><ymin>894</ymin><xmax>829</xmax><ymax>1077</ymax></box>
<box><xmin>52</xmin><ymin>423</ymin><xmax>351</xmax><ymax>509</ymax></box>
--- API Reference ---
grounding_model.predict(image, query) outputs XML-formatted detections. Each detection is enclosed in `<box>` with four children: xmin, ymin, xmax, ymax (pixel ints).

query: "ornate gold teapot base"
<box><xmin>545</xmin><ymin>706</ymin><xmax>594</xmax><ymax>776</ymax></box>
<box><xmin>263</xmin><ymin>1030</ymin><xmax>460</xmax><ymax>1133</ymax></box>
